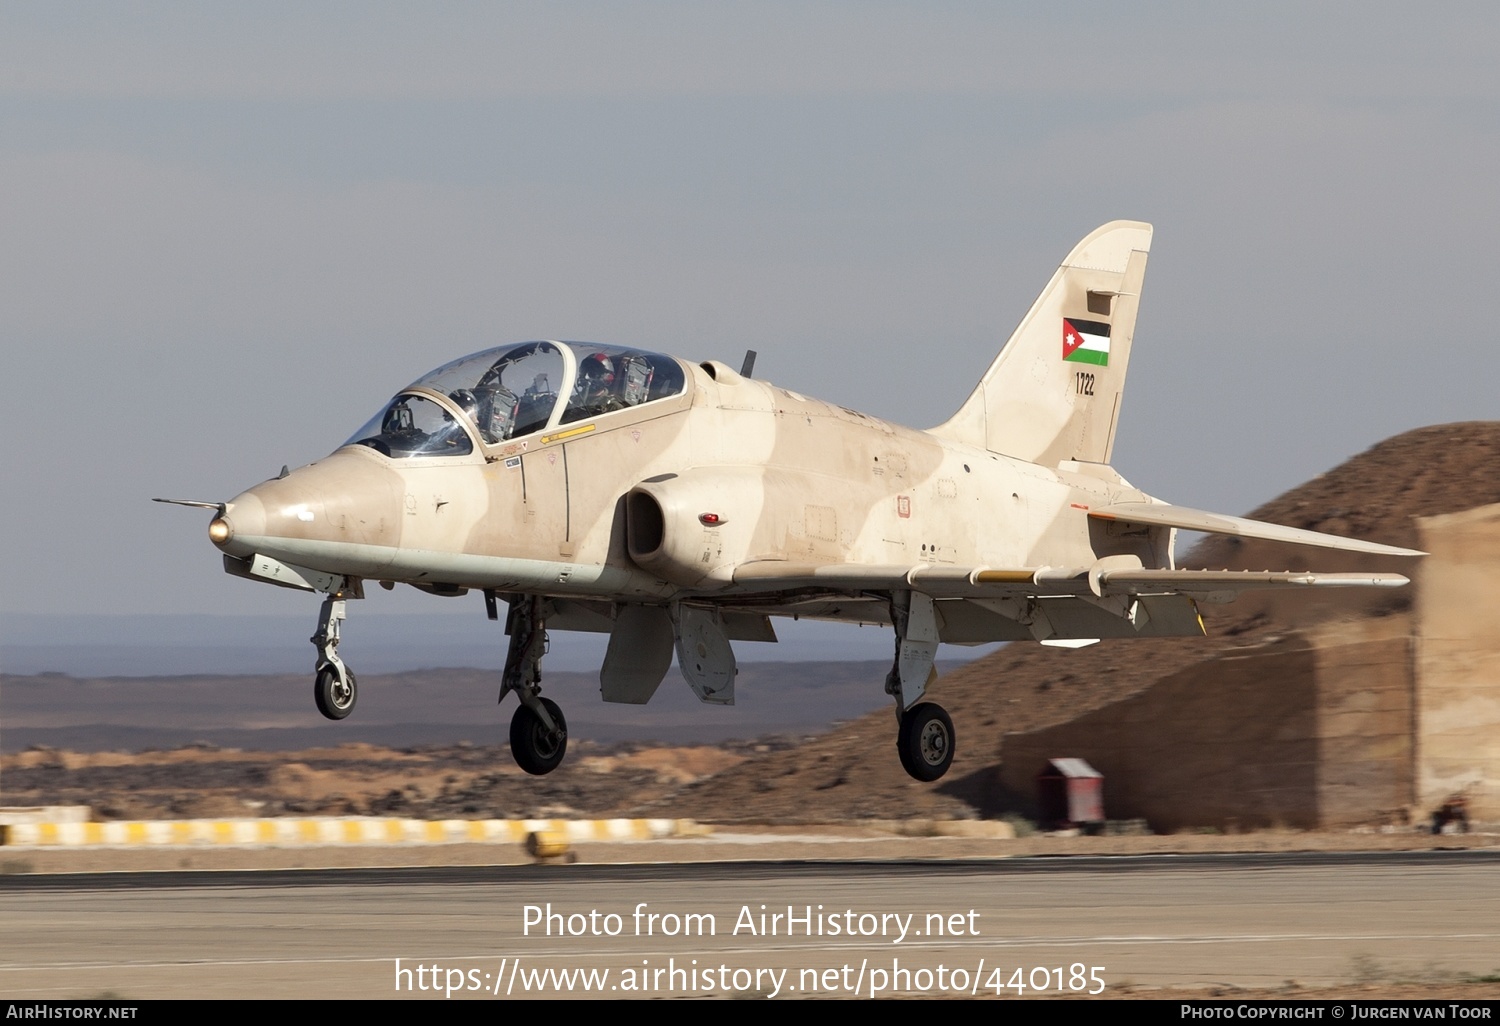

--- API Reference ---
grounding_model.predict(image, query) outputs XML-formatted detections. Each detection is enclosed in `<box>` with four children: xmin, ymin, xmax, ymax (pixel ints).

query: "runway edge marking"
<box><xmin>0</xmin><ymin>816</ymin><xmax>699</xmax><ymax>848</ymax></box>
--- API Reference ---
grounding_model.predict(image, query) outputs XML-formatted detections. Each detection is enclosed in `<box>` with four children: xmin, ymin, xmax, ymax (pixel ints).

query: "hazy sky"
<box><xmin>3</xmin><ymin>3</ymin><xmax>1497</xmax><ymax>621</ymax></box>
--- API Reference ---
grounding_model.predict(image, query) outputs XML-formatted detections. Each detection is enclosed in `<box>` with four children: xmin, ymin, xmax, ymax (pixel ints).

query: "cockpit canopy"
<box><xmin>343</xmin><ymin>341</ymin><xmax>687</xmax><ymax>458</ymax></box>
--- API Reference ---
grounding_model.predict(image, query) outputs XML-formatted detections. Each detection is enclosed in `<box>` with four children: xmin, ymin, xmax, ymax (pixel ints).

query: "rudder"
<box><xmin>931</xmin><ymin>221</ymin><xmax>1151</xmax><ymax>466</ymax></box>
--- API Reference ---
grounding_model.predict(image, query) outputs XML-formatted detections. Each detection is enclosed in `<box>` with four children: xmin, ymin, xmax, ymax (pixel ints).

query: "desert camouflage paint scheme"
<box><xmin>161</xmin><ymin>221</ymin><xmax>1422</xmax><ymax>781</ymax></box>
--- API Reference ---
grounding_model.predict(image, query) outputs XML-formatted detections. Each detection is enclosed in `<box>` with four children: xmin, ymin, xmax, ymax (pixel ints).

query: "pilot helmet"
<box><xmin>579</xmin><ymin>353</ymin><xmax>615</xmax><ymax>386</ymax></box>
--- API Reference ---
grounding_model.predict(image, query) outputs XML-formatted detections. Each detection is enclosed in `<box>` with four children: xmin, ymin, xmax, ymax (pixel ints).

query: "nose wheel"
<box><xmin>314</xmin><ymin>664</ymin><xmax>357</xmax><ymax>720</ymax></box>
<box><xmin>897</xmin><ymin>702</ymin><xmax>954</xmax><ymax>782</ymax></box>
<box><xmin>311</xmin><ymin>595</ymin><xmax>357</xmax><ymax>720</ymax></box>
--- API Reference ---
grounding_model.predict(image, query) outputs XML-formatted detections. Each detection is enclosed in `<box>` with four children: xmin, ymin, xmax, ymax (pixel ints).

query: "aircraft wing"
<box><xmin>730</xmin><ymin>561</ymin><xmax>1410</xmax><ymax>599</ymax></box>
<box><xmin>1088</xmin><ymin>501</ymin><xmax>1426</xmax><ymax>557</ymax></box>
<box><xmin>729</xmin><ymin>500</ymin><xmax>1420</xmax><ymax>599</ymax></box>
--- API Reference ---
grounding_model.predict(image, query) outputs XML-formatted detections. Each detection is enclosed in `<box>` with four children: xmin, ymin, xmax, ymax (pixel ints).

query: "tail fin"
<box><xmin>930</xmin><ymin>220</ymin><xmax>1151</xmax><ymax>466</ymax></box>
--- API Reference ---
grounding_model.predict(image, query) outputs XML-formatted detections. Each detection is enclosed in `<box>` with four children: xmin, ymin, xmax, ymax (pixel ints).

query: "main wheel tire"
<box><xmin>314</xmin><ymin>666</ymin><xmax>357</xmax><ymax>720</ymax></box>
<box><xmin>897</xmin><ymin>702</ymin><xmax>955</xmax><ymax>782</ymax></box>
<box><xmin>510</xmin><ymin>698</ymin><xmax>568</xmax><ymax>776</ymax></box>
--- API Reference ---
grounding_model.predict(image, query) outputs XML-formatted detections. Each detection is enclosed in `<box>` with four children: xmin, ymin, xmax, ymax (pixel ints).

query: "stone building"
<box><xmin>999</xmin><ymin>504</ymin><xmax>1500</xmax><ymax>830</ymax></box>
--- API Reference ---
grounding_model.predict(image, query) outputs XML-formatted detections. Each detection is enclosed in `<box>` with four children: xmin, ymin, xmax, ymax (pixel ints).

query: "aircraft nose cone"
<box><xmin>207</xmin><ymin>451</ymin><xmax>405</xmax><ymax>578</ymax></box>
<box><xmin>212</xmin><ymin>493</ymin><xmax>266</xmax><ymax>557</ymax></box>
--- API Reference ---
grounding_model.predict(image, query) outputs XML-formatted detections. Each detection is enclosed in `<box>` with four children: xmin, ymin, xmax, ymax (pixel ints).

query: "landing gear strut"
<box><xmin>886</xmin><ymin>590</ymin><xmax>955</xmax><ymax>781</ymax></box>
<box><xmin>312</xmin><ymin>595</ymin><xmax>357</xmax><ymax>720</ymax></box>
<box><xmin>499</xmin><ymin>594</ymin><xmax>568</xmax><ymax>775</ymax></box>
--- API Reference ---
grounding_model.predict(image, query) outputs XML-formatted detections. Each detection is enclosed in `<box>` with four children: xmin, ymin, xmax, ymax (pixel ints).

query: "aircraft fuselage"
<box><xmin>212</xmin><ymin>360</ymin><xmax>1160</xmax><ymax>612</ymax></box>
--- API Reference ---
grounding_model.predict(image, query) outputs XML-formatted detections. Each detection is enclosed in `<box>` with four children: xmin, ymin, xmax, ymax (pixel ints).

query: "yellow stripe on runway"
<box><xmin>0</xmin><ymin>817</ymin><xmax>704</xmax><ymax>848</ymax></box>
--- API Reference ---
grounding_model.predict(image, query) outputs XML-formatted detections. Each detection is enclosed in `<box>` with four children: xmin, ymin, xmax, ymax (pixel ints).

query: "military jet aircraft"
<box><xmin>158</xmin><ymin>221</ymin><xmax>1421</xmax><ymax>782</ymax></box>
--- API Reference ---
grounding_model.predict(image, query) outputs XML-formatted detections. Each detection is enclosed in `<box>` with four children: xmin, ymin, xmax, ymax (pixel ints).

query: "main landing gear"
<box><xmin>897</xmin><ymin>702</ymin><xmax>955</xmax><ymax>782</ymax></box>
<box><xmin>886</xmin><ymin>590</ymin><xmax>955</xmax><ymax>782</ymax></box>
<box><xmin>498</xmin><ymin>593</ymin><xmax>568</xmax><ymax>775</ymax></box>
<box><xmin>312</xmin><ymin>595</ymin><xmax>357</xmax><ymax>720</ymax></box>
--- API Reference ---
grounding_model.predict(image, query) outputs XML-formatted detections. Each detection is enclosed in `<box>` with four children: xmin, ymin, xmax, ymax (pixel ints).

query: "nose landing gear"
<box><xmin>311</xmin><ymin>595</ymin><xmax>357</xmax><ymax>720</ymax></box>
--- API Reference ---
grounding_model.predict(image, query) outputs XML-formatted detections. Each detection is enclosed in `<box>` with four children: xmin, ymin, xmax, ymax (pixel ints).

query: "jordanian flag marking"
<box><xmin>1063</xmin><ymin>318</ymin><xmax>1111</xmax><ymax>366</ymax></box>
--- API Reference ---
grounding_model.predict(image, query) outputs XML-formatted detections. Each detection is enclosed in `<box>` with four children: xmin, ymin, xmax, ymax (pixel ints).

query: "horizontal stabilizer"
<box><xmin>1089</xmin><ymin>502</ymin><xmax>1426</xmax><ymax>557</ymax></box>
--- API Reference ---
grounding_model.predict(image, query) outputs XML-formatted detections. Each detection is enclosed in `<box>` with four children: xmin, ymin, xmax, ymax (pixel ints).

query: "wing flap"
<box><xmin>1090</xmin><ymin>501</ymin><xmax>1426</xmax><ymax>557</ymax></box>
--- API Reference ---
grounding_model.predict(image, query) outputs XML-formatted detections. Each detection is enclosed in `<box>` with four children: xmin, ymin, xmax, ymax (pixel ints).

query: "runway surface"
<box><xmin>3</xmin><ymin>852</ymin><xmax>1498</xmax><ymax>999</ymax></box>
